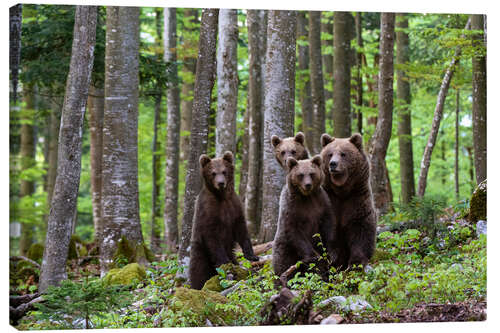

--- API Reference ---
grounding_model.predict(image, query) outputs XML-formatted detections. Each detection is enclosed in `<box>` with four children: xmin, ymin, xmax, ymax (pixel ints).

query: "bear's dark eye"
<box><xmin>281</xmin><ymin>151</ymin><xmax>285</xmax><ymax>156</ymax></box>
<box><xmin>328</xmin><ymin>153</ymin><xmax>333</xmax><ymax>158</ymax></box>
<box><xmin>298</xmin><ymin>173</ymin><xmax>304</xmax><ymax>179</ymax></box>
<box><xmin>222</xmin><ymin>170</ymin><xmax>226</xmax><ymax>175</ymax></box>
<box><xmin>291</xmin><ymin>150</ymin><xmax>296</xmax><ymax>155</ymax></box>
<box><xmin>341</xmin><ymin>152</ymin><xmax>346</xmax><ymax>158</ymax></box>
<box><xmin>212</xmin><ymin>172</ymin><xmax>216</xmax><ymax>177</ymax></box>
<box><xmin>309</xmin><ymin>173</ymin><xmax>315</xmax><ymax>178</ymax></box>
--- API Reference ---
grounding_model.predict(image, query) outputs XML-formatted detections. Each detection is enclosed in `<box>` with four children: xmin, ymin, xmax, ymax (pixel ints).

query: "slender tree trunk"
<box><xmin>178</xmin><ymin>8</ymin><xmax>219</xmax><ymax>272</ymax></box>
<box><xmin>417</xmin><ymin>19</ymin><xmax>470</xmax><ymax>197</ymax></box>
<box><xmin>369</xmin><ymin>13</ymin><xmax>395</xmax><ymax>216</ymax></box>
<box><xmin>245</xmin><ymin>9</ymin><xmax>266</xmax><ymax>237</ymax></box>
<box><xmin>179</xmin><ymin>9</ymin><xmax>199</xmax><ymax>162</ymax></box>
<box><xmin>396</xmin><ymin>13</ymin><xmax>415</xmax><ymax>204</ymax></box>
<box><xmin>471</xmin><ymin>14</ymin><xmax>486</xmax><ymax>185</ymax></box>
<box><xmin>333</xmin><ymin>12</ymin><xmax>353</xmax><ymax>138</ymax></box>
<box><xmin>296</xmin><ymin>11</ymin><xmax>313</xmax><ymax>152</ymax></box>
<box><xmin>151</xmin><ymin>95</ymin><xmax>162</xmax><ymax>253</ymax></box>
<box><xmin>309</xmin><ymin>10</ymin><xmax>326</xmax><ymax>155</ymax></box>
<box><xmin>216</xmin><ymin>9</ymin><xmax>238</xmax><ymax>155</ymax></box>
<box><xmin>87</xmin><ymin>85</ymin><xmax>104</xmax><ymax>245</ymax></box>
<box><xmin>46</xmin><ymin>97</ymin><xmax>63</xmax><ymax>210</ymax></box>
<box><xmin>355</xmin><ymin>12</ymin><xmax>364</xmax><ymax>134</ymax></box>
<box><xmin>455</xmin><ymin>88</ymin><xmax>460</xmax><ymax>200</ymax></box>
<box><xmin>321</xmin><ymin>12</ymin><xmax>333</xmax><ymax>108</ymax></box>
<box><xmin>259</xmin><ymin>10</ymin><xmax>296</xmax><ymax>243</ymax></box>
<box><xmin>164</xmin><ymin>7</ymin><xmax>181</xmax><ymax>253</ymax></box>
<box><xmin>10</xmin><ymin>4</ymin><xmax>22</xmax><ymax>104</ymax></box>
<box><xmin>39</xmin><ymin>6</ymin><xmax>97</xmax><ymax>292</ymax></box>
<box><xmin>466</xmin><ymin>146</ymin><xmax>474</xmax><ymax>192</ymax></box>
<box><xmin>100</xmin><ymin>6</ymin><xmax>144</xmax><ymax>275</ymax></box>
<box><xmin>239</xmin><ymin>99</ymin><xmax>250</xmax><ymax>200</ymax></box>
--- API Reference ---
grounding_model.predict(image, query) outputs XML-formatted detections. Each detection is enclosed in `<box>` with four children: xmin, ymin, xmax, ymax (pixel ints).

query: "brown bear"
<box><xmin>271</xmin><ymin>132</ymin><xmax>310</xmax><ymax>169</ymax></box>
<box><xmin>272</xmin><ymin>155</ymin><xmax>335</xmax><ymax>277</ymax></box>
<box><xmin>188</xmin><ymin>151</ymin><xmax>259</xmax><ymax>290</ymax></box>
<box><xmin>320</xmin><ymin>133</ymin><xmax>377</xmax><ymax>269</ymax></box>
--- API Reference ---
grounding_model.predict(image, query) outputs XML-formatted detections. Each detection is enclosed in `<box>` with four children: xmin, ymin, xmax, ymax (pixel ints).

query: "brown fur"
<box><xmin>272</xmin><ymin>155</ymin><xmax>335</xmax><ymax>276</ymax></box>
<box><xmin>320</xmin><ymin>133</ymin><xmax>377</xmax><ymax>269</ymax></box>
<box><xmin>271</xmin><ymin>132</ymin><xmax>310</xmax><ymax>169</ymax></box>
<box><xmin>189</xmin><ymin>151</ymin><xmax>259</xmax><ymax>290</ymax></box>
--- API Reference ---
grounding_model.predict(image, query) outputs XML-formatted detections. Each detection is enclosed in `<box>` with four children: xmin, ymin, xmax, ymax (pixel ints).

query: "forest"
<box><xmin>9</xmin><ymin>4</ymin><xmax>487</xmax><ymax>329</ymax></box>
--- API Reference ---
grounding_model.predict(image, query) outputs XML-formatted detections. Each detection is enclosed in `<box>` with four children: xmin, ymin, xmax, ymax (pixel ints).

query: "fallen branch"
<box><xmin>10</xmin><ymin>295</ymin><xmax>44</xmax><ymax>325</ymax></box>
<box><xmin>10</xmin><ymin>256</ymin><xmax>41</xmax><ymax>269</ymax></box>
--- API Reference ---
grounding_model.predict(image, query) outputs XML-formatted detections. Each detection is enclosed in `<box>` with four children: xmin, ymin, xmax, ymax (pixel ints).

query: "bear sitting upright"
<box><xmin>320</xmin><ymin>133</ymin><xmax>377</xmax><ymax>269</ymax></box>
<box><xmin>188</xmin><ymin>151</ymin><xmax>259</xmax><ymax>290</ymax></box>
<box><xmin>271</xmin><ymin>132</ymin><xmax>309</xmax><ymax>169</ymax></box>
<box><xmin>272</xmin><ymin>155</ymin><xmax>335</xmax><ymax>277</ymax></box>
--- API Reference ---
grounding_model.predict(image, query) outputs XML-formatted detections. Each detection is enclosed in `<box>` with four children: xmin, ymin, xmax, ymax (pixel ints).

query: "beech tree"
<box><xmin>321</xmin><ymin>12</ymin><xmax>333</xmax><ymax>106</ymax></box>
<box><xmin>10</xmin><ymin>4</ymin><xmax>22</xmax><ymax>104</ymax></box>
<box><xmin>39</xmin><ymin>5</ymin><xmax>97</xmax><ymax>292</ymax></box>
<box><xmin>259</xmin><ymin>10</ymin><xmax>296</xmax><ymax>243</ymax></box>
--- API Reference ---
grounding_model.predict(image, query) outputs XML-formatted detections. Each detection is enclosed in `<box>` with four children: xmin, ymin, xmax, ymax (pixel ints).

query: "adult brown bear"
<box><xmin>188</xmin><ymin>151</ymin><xmax>259</xmax><ymax>290</ymax></box>
<box><xmin>320</xmin><ymin>133</ymin><xmax>377</xmax><ymax>269</ymax></box>
<box><xmin>271</xmin><ymin>132</ymin><xmax>309</xmax><ymax>169</ymax></box>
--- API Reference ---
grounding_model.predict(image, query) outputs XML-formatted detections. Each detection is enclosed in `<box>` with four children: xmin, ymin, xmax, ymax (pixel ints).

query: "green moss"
<box><xmin>102</xmin><ymin>263</ymin><xmax>146</xmax><ymax>286</ymax></box>
<box><xmin>112</xmin><ymin>237</ymin><xmax>153</xmax><ymax>267</ymax></box>
<box><xmin>372</xmin><ymin>248</ymin><xmax>392</xmax><ymax>262</ymax></box>
<box><xmin>68</xmin><ymin>234</ymin><xmax>86</xmax><ymax>260</ymax></box>
<box><xmin>202</xmin><ymin>263</ymin><xmax>250</xmax><ymax>292</ymax></box>
<box><xmin>27</xmin><ymin>243</ymin><xmax>44</xmax><ymax>263</ymax></box>
<box><xmin>469</xmin><ymin>180</ymin><xmax>486</xmax><ymax>222</ymax></box>
<box><xmin>202</xmin><ymin>276</ymin><xmax>224</xmax><ymax>292</ymax></box>
<box><xmin>170</xmin><ymin>287</ymin><xmax>247</xmax><ymax>325</ymax></box>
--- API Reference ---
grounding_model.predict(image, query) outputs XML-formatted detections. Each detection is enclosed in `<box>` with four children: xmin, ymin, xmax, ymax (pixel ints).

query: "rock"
<box><xmin>27</xmin><ymin>243</ymin><xmax>44</xmax><ymax>263</ymax></box>
<box><xmin>102</xmin><ymin>263</ymin><xmax>146</xmax><ymax>286</ymax></box>
<box><xmin>476</xmin><ymin>220</ymin><xmax>487</xmax><ymax>237</ymax></box>
<box><xmin>451</xmin><ymin>263</ymin><xmax>464</xmax><ymax>271</ymax></box>
<box><xmin>260</xmin><ymin>288</ymin><xmax>313</xmax><ymax>325</ymax></box>
<box><xmin>202</xmin><ymin>263</ymin><xmax>250</xmax><ymax>292</ymax></box>
<box><xmin>318</xmin><ymin>296</ymin><xmax>347</xmax><ymax>307</ymax></box>
<box><xmin>469</xmin><ymin>180</ymin><xmax>486</xmax><ymax>222</ymax></box>
<box><xmin>348</xmin><ymin>296</ymin><xmax>372</xmax><ymax>312</ymax></box>
<box><xmin>320</xmin><ymin>313</ymin><xmax>344</xmax><ymax>325</ymax></box>
<box><xmin>364</xmin><ymin>265</ymin><xmax>374</xmax><ymax>273</ymax></box>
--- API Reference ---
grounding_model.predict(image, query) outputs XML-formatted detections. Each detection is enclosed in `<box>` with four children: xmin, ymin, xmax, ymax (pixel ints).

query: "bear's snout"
<box><xmin>329</xmin><ymin>160</ymin><xmax>338</xmax><ymax>171</ymax></box>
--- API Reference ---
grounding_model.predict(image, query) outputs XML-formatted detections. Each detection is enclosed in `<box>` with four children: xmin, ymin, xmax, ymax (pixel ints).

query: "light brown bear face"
<box><xmin>286</xmin><ymin>155</ymin><xmax>323</xmax><ymax>196</ymax></box>
<box><xmin>320</xmin><ymin>133</ymin><xmax>365</xmax><ymax>187</ymax></box>
<box><xmin>199</xmin><ymin>151</ymin><xmax>235</xmax><ymax>193</ymax></box>
<box><xmin>271</xmin><ymin>132</ymin><xmax>309</xmax><ymax>169</ymax></box>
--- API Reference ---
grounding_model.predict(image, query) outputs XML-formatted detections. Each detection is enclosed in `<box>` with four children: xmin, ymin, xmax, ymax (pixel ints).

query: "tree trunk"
<box><xmin>296</xmin><ymin>11</ymin><xmax>313</xmax><ymax>152</ymax></box>
<box><xmin>321</xmin><ymin>12</ymin><xmax>333</xmax><ymax>108</ymax></box>
<box><xmin>369</xmin><ymin>13</ymin><xmax>395</xmax><ymax>216</ymax></box>
<box><xmin>100</xmin><ymin>6</ymin><xmax>144</xmax><ymax>275</ymax></box>
<box><xmin>19</xmin><ymin>85</ymin><xmax>36</xmax><ymax>256</ymax></box>
<box><xmin>466</xmin><ymin>146</ymin><xmax>474</xmax><ymax>191</ymax></box>
<box><xmin>177</xmin><ymin>8</ymin><xmax>219</xmax><ymax>271</ymax></box>
<box><xmin>179</xmin><ymin>9</ymin><xmax>199</xmax><ymax>162</ymax></box>
<box><xmin>39</xmin><ymin>6</ymin><xmax>97</xmax><ymax>292</ymax></box>
<box><xmin>10</xmin><ymin>4</ymin><xmax>22</xmax><ymax>104</ymax></box>
<box><xmin>417</xmin><ymin>19</ymin><xmax>470</xmax><ymax>197</ymax></box>
<box><xmin>164</xmin><ymin>7</ymin><xmax>181</xmax><ymax>253</ymax></box>
<box><xmin>151</xmin><ymin>95</ymin><xmax>162</xmax><ymax>253</ymax></box>
<box><xmin>245</xmin><ymin>9</ymin><xmax>266</xmax><ymax>238</ymax></box>
<box><xmin>259</xmin><ymin>10</ymin><xmax>296</xmax><ymax>243</ymax></box>
<box><xmin>216</xmin><ymin>9</ymin><xmax>238</xmax><ymax>155</ymax></box>
<box><xmin>396</xmin><ymin>13</ymin><xmax>415</xmax><ymax>204</ymax></box>
<box><xmin>309</xmin><ymin>10</ymin><xmax>326</xmax><ymax>155</ymax></box>
<box><xmin>333</xmin><ymin>12</ymin><xmax>353</xmax><ymax>138</ymax></box>
<box><xmin>46</xmin><ymin>97</ymin><xmax>63</xmax><ymax>211</ymax></box>
<box><xmin>239</xmin><ymin>99</ymin><xmax>250</xmax><ymax>200</ymax></box>
<box><xmin>87</xmin><ymin>85</ymin><xmax>104</xmax><ymax>245</ymax></box>
<box><xmin>471</xmin><ymin>14</ymin><xmax>486</xmax><ymax>185</ymax></box>
<box><xmin>355</xmin><ymin>12</ymin><xmax>364</xmax><ymax>134</ymax></box>
<box><xmin>455</xmin><ymin>88</ymin><xmax>460</xmax><ymax>200</ymax></box>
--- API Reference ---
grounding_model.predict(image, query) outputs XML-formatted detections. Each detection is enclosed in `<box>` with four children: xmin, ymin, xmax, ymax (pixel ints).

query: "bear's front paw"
<box><xmin>246</xmin><ymin>254</ymin><xmax>260</xmax><ymax>262</ymax></box>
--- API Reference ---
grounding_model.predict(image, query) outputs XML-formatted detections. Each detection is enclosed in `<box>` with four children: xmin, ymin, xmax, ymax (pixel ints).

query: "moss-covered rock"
<box><xmin>68</xmin><ymin>234</ymin><xmax>86</xmax><ymax>260</ymax></box>
<box><xmin>102</xmin><ymin>263</ymin><xmax>146</xmax><ymax>286</ymax></box>
<box><xmin>469</xmin><ymin>179</ymin><xmax>486</xmax><ymax>222</ymax></box>
<box><xmin>202</xmin><ymin>263</ymin><xmax>250</xmax><ymax>292</ymax></box>
<box><xmin>170</xmin><ymin>287</ymin><xmax>246</xmax><ymax>326</ymax></box>
<box><xmin>27</xmin><ymin>243</ymin><xmax>44</xmax><ymax>263</ymax></box>
<box><xmin>10</xmin><ymin>258</ymin><xmax>40</xmax><ymax>291</ymax></box>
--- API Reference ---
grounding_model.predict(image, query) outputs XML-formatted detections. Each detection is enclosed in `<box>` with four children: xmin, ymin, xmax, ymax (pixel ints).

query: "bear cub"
<box><xmin>188</xmin><ymin>151</ymin><xmax>259</xmax><ymax>290</ymax></box>
<box><xmin>272</xmin><ymin>155</ymin><xmax>335</xmax><ymax>277</ymax></box>
<box><xmin>271</xmin><ymin>132</ymin><xmax>309</xmax><ymax>169</ymax></box>
<box><xmin>320</xmin><ymin>133</ymin><xmax>377</xmax><ymax>269</ymax></box>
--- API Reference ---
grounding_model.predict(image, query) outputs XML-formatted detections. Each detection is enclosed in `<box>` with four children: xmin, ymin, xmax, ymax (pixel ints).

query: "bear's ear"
<box><xmin>321</xmin><ymin>133</ymin><xmax>334</xmax><ymax>147</ymax></box>
<box><xmin>294</xmin><ymin>132</ymin><xmax>305</xmax><ymax>145</ymax></box>
<box><xmin>349</xmin><ymin>133</ymin><xmax>363</xmax><ymax>151</ymax></box>
<box><xmin>271</xmin><ymin>135</ymin><xmax>282</xmax><ymax>148</ymax></box>
<box><xmin>311</xmin><ymin>155</ymin><xmax>322</xmax><ymax>167</ymax></box>
<box><xmin>222</xmin><ymin>151</ymin><xmax>234</xmax><ymax>164</ymax></box>
<box><xmin>199</xmin><ymin>154</ymin><xmax>211</xmax><ymax>168</ymax></box>
<box><xmin>286</xmin><ymin>157</ymin><xmax>298</xmax><ymax>170</ymax></box>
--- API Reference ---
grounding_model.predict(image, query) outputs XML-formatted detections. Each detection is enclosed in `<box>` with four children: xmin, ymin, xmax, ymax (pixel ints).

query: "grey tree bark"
<box><xmin>417</xmin><ymin>19</ymin><xmax>470</xmax><ymax>197</ymax></box>
<box><xmin>296</xmin><ymin>11</ymin><xmax>313</xmax><ymax>153</ymax></box>
<box><xmin>39</xmin><ymin>6</ymin><xmax>97</xmax><ymax>292</ymax></box>
<box><xmin>239</xmin><ymin>101</ymin><xmax>250</xmax><ymax>200</ymax></box>
<box><xmin>321</xmin><ymin>12</ymin><xmax>333</xmax><ymax>107</ymax></box>
<box><xmin>455</xmin><ymin>88</ymin><xmax>460</xmax><ymax>200</ymax></box>
<box><xmin>355</xmin><ymin>12</ymin><xmax>364</xmax><ymax>134</ymax></box>
<box><xmin>164</xmin><ymin>7</ymin><xmax>181</xmax><ymax>253</ymax></box>
<box><xmin>333</xmin><ymin>12</ymin><xmax>353</xmax><ymax>138</ymax></box>
<box><xmin>395</xmin><ymin>13</ymin><xmax>415</xmax><ymax>204</ymax></box>
<box><xmin>87</xmin><ymin>85</ymin><xmax>104</xmax><ymax>245</ymax></box>
<box><xmin>178</xmin><ymin>8</ymin><xmax>219</xmax><ymax>271</ymax></box>
<box><xmin>100</xmin><ymin>6</ymin><xmax>145</xmax><ymax>275</ymax></box>
<box><xmin>46</xmin><ymin>97</ymin><xmax>63</xmax><ymax>211</ymax></box>
<box><xmin>309</xmin><ymin>10</ymin><xmax>326</xmax><ymax>155</ymax></box>
<box><xmin>216</xmin><ymin>9</ymin><xmax>238</xmax><ymax>155</ymax></box>
<box><xmin>259</xmin><ymin>10</ymin><xmax>296</xmax><ymax>243</ymax></box>
<box><xmin>369</xmin><ymin>13</ymin><xmax>395</xmax><ymax>216</ymax></box>
<box><xmin>245</xmin><ymin>10</ymin><xmax>266</xmax><ymax>237</ymax></box>
<box><xmin>471</xmin><ymin>14</ymin><xmax>486</xmax><ymax>185</ymax></box>
<box><xmin>10</xmin><ymin>4</ymin><xmax>22</xmax><ymax>104</ymax></box>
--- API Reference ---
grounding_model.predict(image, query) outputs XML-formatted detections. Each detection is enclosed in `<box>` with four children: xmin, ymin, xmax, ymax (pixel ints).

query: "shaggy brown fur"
<box><xmin>271</xmin><ymin>132</ymin><xmax>310</xmax><ymax>169</ymax></box>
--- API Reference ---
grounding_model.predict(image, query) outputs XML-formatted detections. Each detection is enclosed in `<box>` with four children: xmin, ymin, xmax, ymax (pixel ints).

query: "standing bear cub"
<box><xmin>271</xmin><ymin>132</ymin><xmax>309</xmax><ymax>169</ymax></box>
<box><xmin>320</xmin><ymin>133</ymin><xmax>377</xmax><ymax>269</ymax></box>
<box><xmin>188</xmin><ymin>151</ymin><xmax>259</xmax><ymax>290</ymax></box>
<box><xmin>272</xmin><ymin>155</ymin><xmax>335</xmax><ymax>277</ymax></box>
